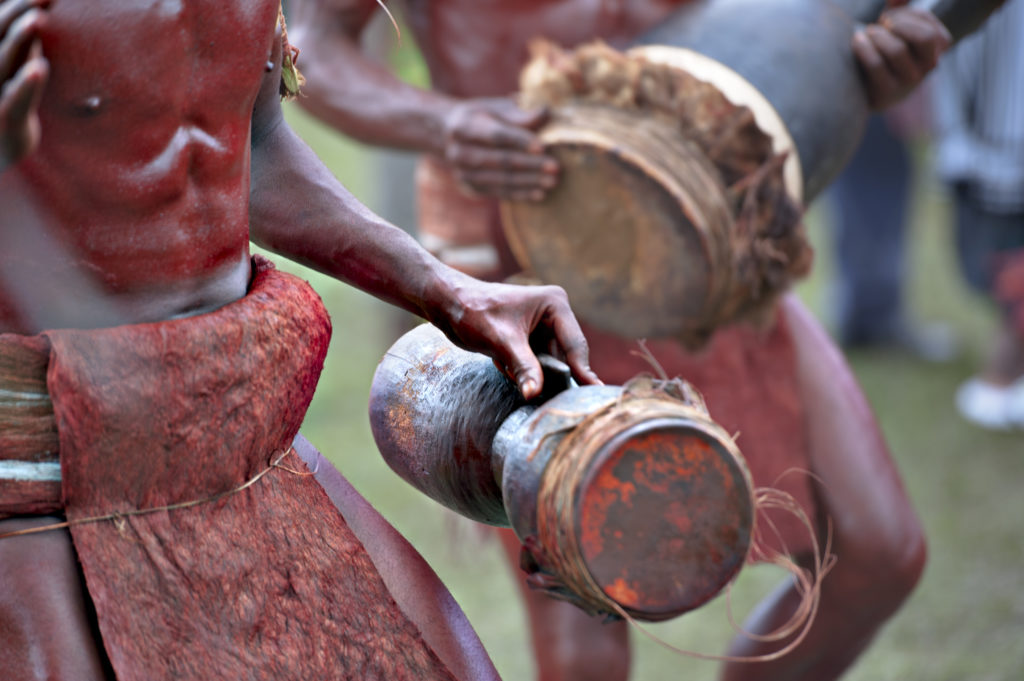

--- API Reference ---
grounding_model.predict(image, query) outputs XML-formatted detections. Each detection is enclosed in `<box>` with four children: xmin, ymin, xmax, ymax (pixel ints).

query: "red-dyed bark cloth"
<box><xmin>418</xmin><ymin>163</ymin><xmax>815</xmax><ymax>559</ymax></box>
<box><xmin>0</xmin><ymin>333</ymin><xmax>60</xmax><ymax>517</ymax></box>
<box><xmin>40</xmin><ymin>256</ymin><xmax>460</xmax><ymax>681</ymax></box>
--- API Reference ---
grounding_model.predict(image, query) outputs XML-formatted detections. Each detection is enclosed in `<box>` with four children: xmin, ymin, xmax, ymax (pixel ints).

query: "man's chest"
<box><xmin>405</xmin><ymin>0</ymin><xmax>691</xmax><ymax>44</ymax></box>
<box><xmin>40</xmin><ymin>0</ymin><xmax>280</xmax><ymax>114</ymax></box>
<box><xmin>402</xmin><ymin>0</ymin><xmax>692</xmax><ymax>94</ymax></box>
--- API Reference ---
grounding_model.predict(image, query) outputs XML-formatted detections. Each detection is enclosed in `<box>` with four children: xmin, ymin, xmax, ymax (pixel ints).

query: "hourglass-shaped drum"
<box><xmin>369</xmin><ymin>324</ymin><xmax>754</xmax><ymax>621</ymax></box>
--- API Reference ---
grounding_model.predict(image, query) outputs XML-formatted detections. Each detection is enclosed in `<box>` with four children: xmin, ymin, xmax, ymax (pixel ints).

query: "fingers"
<box><xmin>1</xmin><ymin>5</ymin><xmax>43</xmax><ymax>81</ymax></box>
<box><xmin>446</xmin><ymin>143</ymin><xmax>556</xmax><ymax>175</ymax></box>
<box><xmin>491</xmin><ymin>102</ymin><xmax>550</xmax><ymax>133</ymax></box>
<box><xmin>452</xmin><ymin>166</ymin><xmax>557</xmax><ymax>202</ymax></box>
<box><xmin>503</xmin><ymin>286</ymin><xmax>601</xmax><ymax>399</ymax></box>
<box><xmin>443</xmin><ymin>99</ymin><xmax>561</xmax><ymax>200</ymax></box>
<box><xmin>882</xmin><ymin>7</ymin><xmax>951</xmax><ymax>67</ymax></box>
<box><xmin>537</xmin><ymin>286</ymin><xmax>602</xmax><ymax>388</ymax></box>
<box><xmin>449</xmin><ymin>106</ymin><xmax>542</xmax><ymax>151</ymax></box>
<box><xmin>852</xmin><ymin>29</ymin><xmax>898</xmax><ymax>109</ymax></box>
<box><xmin>865</xmin><ymin>23</ymin><xmax>923</xmax><ymax>91</ymax></box>
<box><xmin>501</xmin><ymin>332</ymin><xmax>544</xmax><ymax>400</ymax></box>
<box><xmin>0</xmin><ymin>0</ymin><xmax>47</xmax><ymax>37</ymax></box>
<box><xmin>1</xmin><ymin>38</ymin><xmax>46</xmax><ymax>169</ymax></box>
<box><xmin>446</xmin><ymin>143</ymin><xmax>558</xmax><ymax>200</ymax></box>
<box><xmin>461</xmin><ymin>118</ymin><xmax>538</xmax><ymax>151</ymax></box>
<box><xmin>4</xmin><ymin>45</ymin><xmax>47</xmax><ymax>117</ymax></box>
<box><xmin>472</xmin><ymin>98</ymin><xmax>550</xmax><ymax>143</ymax></box>
<box><xmin>853</xmin><ymin>7</ymin><xmax>950</xmax><ymax>110</ymax></box>
<box><xmin>476</xmin><ymin>286</ymin><xmax>599</xmax><ymax>400</ymax></box>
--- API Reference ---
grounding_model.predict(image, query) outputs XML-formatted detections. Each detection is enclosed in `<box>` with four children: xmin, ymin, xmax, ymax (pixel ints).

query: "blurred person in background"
<box><xmin>931</xmin><ymin>0</ymin><xmax>1024</xmax><ymax>429</ymax></box>
<box><xmin>827</xmin><ymin>91</ymin><xmax>958</xmax><ymax>362</ymax></box>
<box><xmin>286</xmin><ymin>1</ymin><xmax>954</xmax><ymax>680</ymax></box>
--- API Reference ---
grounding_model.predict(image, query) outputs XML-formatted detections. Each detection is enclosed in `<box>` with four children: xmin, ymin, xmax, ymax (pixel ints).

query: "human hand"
<box><xmin>442</xmin><ymin>97</ymin><xmax>560</xmax><ymax>202</ymax></box>
<box><xmin>429</xmin><ymin>276</ymin><xmax>600</xmax><ymax>400</ymax></box>
<box><xmin>853</xmin><ymin>0</ymin><xmax>952</xmax><ymax>110</ymax></box>
<box><xmin>1</xmin><ymin>0</ymin><xmax>49</xmax><ymax>172</ymax></box>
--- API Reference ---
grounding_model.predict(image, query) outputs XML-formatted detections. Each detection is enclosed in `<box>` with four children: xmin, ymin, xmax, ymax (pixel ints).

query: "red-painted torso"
<box><xmin>400</xmin><ymin>0</ymin><xmax>689</xmax><ymax>96</ymax></box>
<box><xmin>0</xmin><ymin>0</ymin><xmax>280</xmax><ymax>334</ymax></box>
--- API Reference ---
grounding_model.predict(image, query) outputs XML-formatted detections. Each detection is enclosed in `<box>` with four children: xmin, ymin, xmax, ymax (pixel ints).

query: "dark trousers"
<box><xmin>953</xmin><ymin>185</ymin><xmax>1024</xmax><ymax>295</ymax></box>
<box><xmin>828</xmin><ymin>114</ymin><xmax>912</xmax><ymax>344</ymax></box>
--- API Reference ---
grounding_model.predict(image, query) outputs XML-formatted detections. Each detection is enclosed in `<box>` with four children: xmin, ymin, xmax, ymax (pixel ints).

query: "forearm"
<box><xmin>249</xmin><ymin>9</ymin><xmax>597</xmax><ymax>398</ymax></box>
<box><xmin>249</xmin><ymin>115</ymin><xmax>463</xmax><ymax>322</ymax></box>
<box><xmin>289</xmin><ymin>18</ymin><xmax>455</xmax><ymax>155</ymax></box>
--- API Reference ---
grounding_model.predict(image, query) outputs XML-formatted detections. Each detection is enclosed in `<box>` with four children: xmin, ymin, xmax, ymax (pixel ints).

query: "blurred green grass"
<box><xmin>268</xmin><ymin>105</ymin><xmax>1024</xmax><ymax>681</ymax></box>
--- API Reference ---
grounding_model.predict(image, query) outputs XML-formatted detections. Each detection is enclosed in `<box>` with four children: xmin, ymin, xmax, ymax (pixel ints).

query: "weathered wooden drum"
<box><xmin>500</xmin><ymin>101</ymin><xmax>757</xmax><ymax>345</ymax></box>
<box><xmin>500</xmin><ymin>0</ymin><xmax>1002</xmax><ymax>343</ymax></box>
<box><xmin>369</xmin><ymin>324</ymin><xmax>753</xmax><ymax>621</ymax></box>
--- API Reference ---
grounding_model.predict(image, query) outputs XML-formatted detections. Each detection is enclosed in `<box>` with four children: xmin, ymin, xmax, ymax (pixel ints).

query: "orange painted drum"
<box><xmin>370</xmin><ymin>324</ymin><xmax>754</xmax><ymax>622</ymax></box>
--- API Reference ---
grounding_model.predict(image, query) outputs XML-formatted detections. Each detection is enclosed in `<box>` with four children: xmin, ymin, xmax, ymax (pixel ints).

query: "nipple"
<box><xmin>74</xmin><ymin>95</ymin><xmax>103</xmax><ymax>117</ymax></box>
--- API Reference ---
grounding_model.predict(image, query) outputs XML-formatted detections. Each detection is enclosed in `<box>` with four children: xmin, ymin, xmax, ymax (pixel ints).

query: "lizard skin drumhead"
<box><xmin>500</xmin><ymin>105</ymin><xmax>734</xmax><ymax>341</ymax></box>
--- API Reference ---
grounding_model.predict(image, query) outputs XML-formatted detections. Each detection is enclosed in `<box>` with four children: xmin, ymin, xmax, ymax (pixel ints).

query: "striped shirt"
<box><xmin>932</xmin><ymin>0</ymin><xmax>1024</xmax><ymax>213</ymax></box>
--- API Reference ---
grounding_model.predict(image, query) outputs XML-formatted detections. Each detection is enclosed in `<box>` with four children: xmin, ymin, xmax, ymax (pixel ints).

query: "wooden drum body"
<box><xmin>369</xmin><ymin>324</ymin><xmax>753</xmax><ymax>621</ymax></box>
<box><xmin>501</xmin><ymin>102</ymin><xmax>745</xmax><ymax>344</ymax></box>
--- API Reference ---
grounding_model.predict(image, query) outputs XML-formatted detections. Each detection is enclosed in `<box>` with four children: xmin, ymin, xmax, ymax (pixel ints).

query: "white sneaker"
<box><xmin>955</xmin><ymin>377</ymin><xmax>1024</xmax><ymax>431</ymax></box>
<box><xmin>1006</xmin><ymin>379</ymin><xmax>1024</xmax><ymax>427</ymax></box>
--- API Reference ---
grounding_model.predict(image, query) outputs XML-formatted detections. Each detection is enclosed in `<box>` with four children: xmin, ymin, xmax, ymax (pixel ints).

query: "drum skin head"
<box><xmin>502</xmin><ymin>138</ymin><xmax>715</xmax><ymax>339</ymax></box>
<box><xmin>505</xmin><ymin>41</ymin><xmax>813</xmax><ymax>344</ymax></box>
<box><xmin>575</xmin><ymin>418</ymin><xmax>754</xmax><ymax>620</ymax></box>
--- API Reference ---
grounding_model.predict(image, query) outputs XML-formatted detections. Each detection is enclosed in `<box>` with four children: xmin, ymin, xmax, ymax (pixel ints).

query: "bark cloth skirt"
<box><xmin>0</xmin><ymin>256</ymin><xmax>486</xmax><ymax>681</ymax></box>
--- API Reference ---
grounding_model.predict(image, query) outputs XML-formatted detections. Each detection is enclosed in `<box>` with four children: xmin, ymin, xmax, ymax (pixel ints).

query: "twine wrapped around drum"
<box><xmin>500</xmin><ymin>41</ymin><xmax>812</xmax><ymax>347</ymax></box>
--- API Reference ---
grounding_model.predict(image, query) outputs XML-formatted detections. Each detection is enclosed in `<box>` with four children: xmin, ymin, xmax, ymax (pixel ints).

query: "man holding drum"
<box><xmin>286</xmin><ymin>1</ymin><xmax>957</xmax><ymax>679</ymax></box>
<box><xmin>0</xmin><ymin>1</ymin><xmax>600</xmax><ymax>678</ymax></box>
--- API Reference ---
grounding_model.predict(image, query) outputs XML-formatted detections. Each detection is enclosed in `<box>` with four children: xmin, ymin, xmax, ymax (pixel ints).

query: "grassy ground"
<box><xmin>271</xmin><ymin>105</ymin><xmax>1024</xmax><ymax>681</ymax></box>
